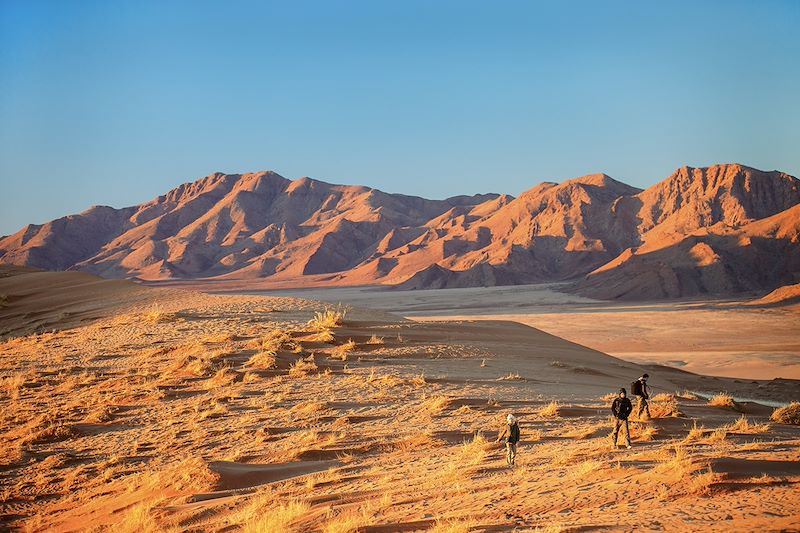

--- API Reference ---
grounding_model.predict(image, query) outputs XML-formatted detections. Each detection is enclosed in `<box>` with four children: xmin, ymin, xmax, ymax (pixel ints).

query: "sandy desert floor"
<box><xmin>241</xmin><ymin>284</ymin><xmax>800</xmax><ymax>381</ymax></box>
<box><xmin>1</xmin><ymin>272</ymin><xmax>800</xmax><ymax>532</ymax></box>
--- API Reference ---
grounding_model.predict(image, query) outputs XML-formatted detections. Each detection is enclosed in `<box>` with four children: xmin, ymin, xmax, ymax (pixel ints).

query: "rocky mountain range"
<box><xmin>1</xmin><ymin>163</ymin><xmax>798</xmax><ymax>300</ymax></box>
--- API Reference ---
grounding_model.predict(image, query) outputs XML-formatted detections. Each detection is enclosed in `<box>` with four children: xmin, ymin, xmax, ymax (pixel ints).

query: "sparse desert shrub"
<box><xmin>724</xmin><ymin>415</ymin><xmax>771</xmax><ymax>434</ymax></box>
<box><xmin>537</xmin><ymin>401</ymin><xmax>560</xmax><ymax>418</ymax></box>
<box><xmin>708</xmin><ymin>393</ymin><xmax>737</xmax><ymax>409</ymax></box>
<box><xmin>84</xmin><ymin>405</ymin><xmax>116</xmax><ymax>423</ymax></box>
<box><xmin>497</xmin><ymin>372</ymin><xmax>523</xmax><ymax>381</ymax></box>
<box><xmin>550</xmin><ymin>360</ymin><xmax>568</xmax><ymax>368</ymax></box>
<box><xmin>677</xmin><ymin>390</ymin><xmax>700</xmax><ymax>400</ymax></box>
<box><xmin>288</xmin><ymin>357</ymin><xmax>318</xmax><ymax>377</ymax></box>
<box><xmin>247</xmin><ymin>350</ymin><xmax>277</xmax><ymax>369</ymax></box>
<box><xmin>410</xmin><ymin>372</ymin><xmax>426</xmax><ymax>387</ymax></box>
<box><xmin>771</xmin><ymin>401</ymin><xmax>800</xmax><ymax>425</ymax></box>
<box><xmin>0</xmin><ymin>294</ymin><xmax>8</xmax><ymax>308</ymax></box>
<box><xmin>687</xmin><ymin>466</ymin><xmax>721</xmax><ymax>496</ymax></box>
<box><xmin>308</xmin><ymin>306</ymin><xmax>347</xmax><ymax>331</ymax></box>
<box><xmin>366</xmin><ymin>334</ymin><xmax>384</xmax><ymax>345</ymax></box>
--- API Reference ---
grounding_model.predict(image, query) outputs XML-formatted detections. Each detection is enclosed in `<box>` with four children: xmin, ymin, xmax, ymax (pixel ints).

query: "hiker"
<box><xmin>496</xmin><ymin>413</ymin><xmax>521</xmax><ymax>466</ymax></box>
<box><xmin>611</xmin><ymin>387</ymin><xmax>633</xmax><ymax>448</ymax></box>
<box><xmin>632</xmin><ymin>373</ymin><xmax>651</xmax><ymax>419</ymax></box>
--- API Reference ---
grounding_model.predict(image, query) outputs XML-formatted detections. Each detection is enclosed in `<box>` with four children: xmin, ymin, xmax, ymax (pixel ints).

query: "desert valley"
<box><xmin>1</xmin><ymin>163</ymin><xmax>799</xmax><ymax>532</ymax></box>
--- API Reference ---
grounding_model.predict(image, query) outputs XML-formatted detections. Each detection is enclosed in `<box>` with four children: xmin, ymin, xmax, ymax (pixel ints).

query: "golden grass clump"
<box><xmin>649</xmin><ymin>397</ymin><xmax>683</xmax><ymax>418</ymax></box>
<box><xmin>636</xmin><ymin>425</ymin><xmax>659</xmax><ymax>442</ymax></box>
<box><xmin>331</xmin><ymin>339</ymin><xmax>356</xmax><ymax>361</ymax></box>
<box><xmin>422</xmin><ymin>395</ymin><xmax>451</xmax><ymax>415</ymax></box>
<box><xmin>457</xmin><ymin>432</ymin><xmax>491</xmax><ymax>466</ymax></box>
<box><xmin>677</xmin><ymin>390</ymin><xmax>700</xmax><ymax>400</ymax></box>
<box><xmin>571</xmin><ymin>459</ymin><xmax>604</xmax><ymax>480</ymax></box>
<box><xmin>203</xmin><ymin>368</ymin><xmax>238</xmax><ymax>389</ymax></box>
<box><xmin>770</xmin><ymin>401</ymin><xmax>800</xmax><ymax>425</ymax></box>
<box><xmin>291</xmin><ymin>400</ymin><xmax>329</xmax><ymax>420</ymax></box>
<box><xmin>1</xmin><ymin>373</ymin><xmax>27</xmax><ymax>400</ymax></box>
<box><xmin>366</xmin><ymin>334</ymin><xmax>384</xmax><ymax>345</ymax></box>
<box><xmin>142</xmin><ymin>304</ymin><xmax>175</xmax><ymax>323</ymax></box>
<box><xmin>651</xmin><ymin>393</ymin><xmax>676</xmax><ymax>402</ymax></box>
<box><xmin>240</xmin><ymin>496</ymin><xmax>310</xmax><ymax>533</ymax></box>
<box><xmin>537</xmin><ymin>401</ymin><xmax>560</xmax><ymax>418</ymax></box>
<box><xmin>307</xmin><ymin>329</ymin><xmax>335</xmax><ymax>344</ymax></box>
<box><xmin>247</xmin><ymin>350</ymin><xmax>277</xmax><ymax>369</ymax></box>
<box><xmin>723</xmin><ymin>415</ymin><xmax>771</xmax><ymax>434</ymax></box>
<box><xmin>116</xmin><ymin>501</ymin><xmax>161</xmax><ymax>533</ymax></box>
<box><xmin>708</xmin><ymin>393</ymin><xmax>737</xmax><ymax>409</ymax></box>
<box><xmin>308</xmin><ymin>306</ymin><xmax>347</xmax><ymax>331</ymax></box>
<box><xmin>288</xmin><ymin>357</ymin><xmax>318</xmax><ymax>377</ymax></box>
<box><xmin>247</xmin><ymin>329</ymin><xmax>292</xmax><ymax>352</ymax></box>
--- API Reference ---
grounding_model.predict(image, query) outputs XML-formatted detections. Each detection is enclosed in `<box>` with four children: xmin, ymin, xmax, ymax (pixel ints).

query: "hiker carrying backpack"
<box><xmin>632</xmin><ymin>374</ymin><xmax>651</xmax><ymax>419</ymax></box>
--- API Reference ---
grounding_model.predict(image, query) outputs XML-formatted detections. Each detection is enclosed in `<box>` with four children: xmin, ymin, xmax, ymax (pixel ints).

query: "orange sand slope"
<box><xmin>1</xmin><ymin>270</ymin><xmax>799</xmax><ymax>532</ymax></box>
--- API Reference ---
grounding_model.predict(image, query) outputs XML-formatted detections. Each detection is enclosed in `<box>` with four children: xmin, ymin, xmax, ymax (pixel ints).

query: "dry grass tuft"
<box><xmin>116</xmin><ymin>500</ymin><xmax>161</xmax><ymax>533</ymax></box>
<box><xmin>651</xmin><ymin>393</ymin><xmax>676</xmax><ymax>402</ymax></box>
<box><xmin>422</xmin><ymin>395</ymin><xmax>451</xmax><ymax>415</ymax></box>
<box><xmin>497</xmin><ymin>372</ymin><xmax>523</xmax><ymax>381</ymax></box>
<box><xmin>572</xmin><ymin>459</ymin><xmax>604</xmax><ymax>480</ymax></box>
<box><xmin>239</xmin><ymin>494</ymin><xmax>310</xmax><ymax>533</ymax></box>
<box><xmin>537</xmin><ymin>401</ymin><xmax>560</xmax><ymax>418</ymax></box>
<box><xmin>771</xmin><ymin>401</ymin><xmax>800</xmax><ymax>425</ymax></box>
<box><xmin>457</xmin><ymin>432</ymin><xmax>491</xmax><ymax>466</ymax></box>
<box><xmin>143</xmin><ymin>304</ymin><xmax>174</xmax><ymax>323</ymax></box>
<box><xmin>308</xmin><ymin>306</ymin><xmax>347</xmax><ymax>331</ymax></box>
<box><xmin>289</xmin><ymin>357</ymin><xmax>318</xmax><ymax>377</ymax></box>
<box><xmin>649</xmin><ymin>397</ymin><xmax>683</xmax><ymax>418</ymax></box>
<box><xmin>307</xmin><ymin>329</ymin><xmax>335</xmax><ymax>344</ymax></box>
<box><xmin>723</xmin><ymin>415</ymin><xmax>771</xmax><ymax>434</ymax></box>
<box><xmin>636</xmin><ymin>424</ymin><xmax>659</xmax><ymax>442</ymax></box>
<box><xmin>708</xmin><ymin>393</ymin><xmax>737</xmax><ymax>409</ymax></box>
<box><xmin>331</xmin><ymin>339</ymin><xmax>356</xmax><ymax>361</ymax></box>
<box><xmin>247</xmin><ymin>350</ymin><xmax>278</xmax><ymax>369</ymax></box>
<box><xmin>677</xmin><ymin>390</ymin><xmax>700</xmax><ymax>400</ymax></box>
<box><xmin>365</xmin><ymin>334</ymin><xmax>384</xmax><ymax>345</ymax></box>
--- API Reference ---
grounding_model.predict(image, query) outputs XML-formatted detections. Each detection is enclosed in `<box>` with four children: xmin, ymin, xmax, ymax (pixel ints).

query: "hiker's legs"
<box><xmin>506</xmin><ymin>442</ymin><xmax>517</xmax><ymax>465</ymax></box>
<box><xmin>636</xmin><ymin>396</ymin><xmax>646</xmax><ymax>418</ymax></box>
<box><xmin>643</xmin><ymin>398</ymin><xmax>651</xmax><ymax>418</ymax></box>
<box><xmin>612</xmin><ymin>419</ymin><xmax>622</xmax><ymax>445</ymax></box>
<box><xmin>623</xmin><ymin>419</ymin><xmax>631</xmax><ymax>447</ymax></box>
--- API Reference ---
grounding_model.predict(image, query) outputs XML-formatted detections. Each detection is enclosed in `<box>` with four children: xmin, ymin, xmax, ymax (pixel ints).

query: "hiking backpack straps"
<box><xmin>631</xmin><ymin>380</ymin><xmax>642</xmax><ymax>396</ymax></box>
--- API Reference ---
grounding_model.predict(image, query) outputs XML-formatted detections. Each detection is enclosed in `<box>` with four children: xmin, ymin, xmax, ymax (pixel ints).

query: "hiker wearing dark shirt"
<box><xmin>496</xmin><ymin>413</ymin><xmax>521</xmax><ymax>466</ymax></box>
<box><xmin>611</xmin><ymin>388</ymin><xmax>633</xmax><ymax>448</ymax></box>
<box><xmin>632</xmin><ymin>373</ymin><xmax>651</xmax><ymax>420</ymax></box>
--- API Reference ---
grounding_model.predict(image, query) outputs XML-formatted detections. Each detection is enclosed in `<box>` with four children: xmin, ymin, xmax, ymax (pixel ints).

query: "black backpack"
<box><xmin>510</xmin><ymin>423</ymin><xmax>520</xmax><ymax>443</ymax></box>
<box><xmin>631</xmin><ymin>380</ymin><xmax>643</xmax><ymax>396</ymax></box>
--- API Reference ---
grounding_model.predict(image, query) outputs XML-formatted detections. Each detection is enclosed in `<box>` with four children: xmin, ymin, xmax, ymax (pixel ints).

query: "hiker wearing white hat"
<box><xmin>496</xmin><ymin>413</ymin><xmax>521</xmax><ymax>466</ymax></box>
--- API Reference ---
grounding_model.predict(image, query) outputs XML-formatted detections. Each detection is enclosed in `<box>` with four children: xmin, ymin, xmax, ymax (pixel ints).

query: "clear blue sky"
<box><xmin>1</xmin><ymin>0</ymin><xmax>798</xmax><ymax>236</ymax></box>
